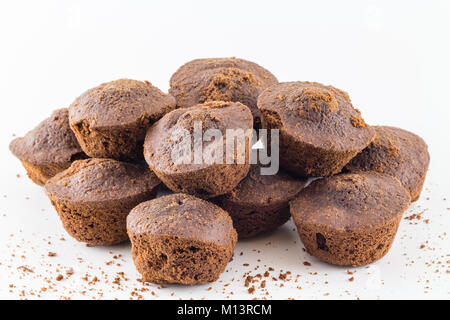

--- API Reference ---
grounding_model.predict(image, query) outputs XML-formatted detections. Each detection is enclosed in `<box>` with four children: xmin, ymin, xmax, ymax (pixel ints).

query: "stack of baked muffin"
<box><xmin>10</xmin><ymin>58</ymin><xmax>430</xmax><ymax>285</ymax></box>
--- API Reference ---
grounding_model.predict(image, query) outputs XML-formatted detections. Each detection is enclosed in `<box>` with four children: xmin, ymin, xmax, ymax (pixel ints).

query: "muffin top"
<box><xmin>127</xmin><ymin>193</ymin><xmax>237</xmax><ymax>245</ymax></box>
<box><xmin>169</xmin><ymin>57</ymin><xmax>278</xmax><ymax>113</ymax></box>
<box><xmin>9</xmin><ymin>108</ymin><xmax>85</xmax><ymax>166</ymax></box>
<box><xmin>69</xmin><ymin>79</ymin><xmax>176</xmax><ymax>129</ymax></box>
<box><xmin>257</xmin><ymin>81</ymin><xmax>375</xmax><ymax>152</ymax></box>
<box><xmin>290</xmin><ymin>172</ymin><xmax>411</xmax><ymax>231</ymax></box>
<box><xmin>45</xmin><ymin>158</ymin><xmax>160</xmax><ymax>203</ymax></box>
<box><xmin>344</xmin><ymin>126</ymin><xmax>429</xmax><ymax>200</ymax></box>
<box><xmin>144</xmin><ymin>101</ymin><xmax>253</xmax><ymax>174</ymax></box>
<box><xmin>221</xmin><ymin>165</ymin><xmax>307</xmax><ymax>207</ymax></box>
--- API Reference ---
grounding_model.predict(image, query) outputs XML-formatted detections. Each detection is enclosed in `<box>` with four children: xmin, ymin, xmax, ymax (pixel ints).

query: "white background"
<box><xmin>0</xmin><ymin>0</ymin><xmax>449</xmax><ymax>300</ymax></box>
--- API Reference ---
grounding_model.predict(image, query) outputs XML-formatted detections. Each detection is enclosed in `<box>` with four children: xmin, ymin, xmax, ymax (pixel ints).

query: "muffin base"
<box><xmin>219</xmin><ymin>202</ymin><xmax>291</xmax><ymax>239</ymax></box>
<box><xmin>153</xmin><ymin>163</ymin><xmax>250</xmax><ymax>199</ymax></box>
<box><xmin>280</xmin><ymin>132</ymin><xmax>360</xmax><ymax>177</ymax></box>
<box><xmin>410</xmin><ymin>175</ymin><xmax>426</xmax><ymax>202</ymax></box>
<box><xmin>21</xmin><ymin>160</ymin><xmax>53</xmax><ymax>186</ymax></box>
<box><xmin>261</xmin><ymin>110</ymin><xmax>373</xmax><ymax>177</ymax></box>
<box><xmin>296</xmin><ymin>216</ymin><xmax>402</xmax><ymax>266</ymax></box>
<box><xmin>70</xmin><ymin>120</ymin><xmax>148</xmax><ymax>161</ymax></box>
<box><xmin>129</xmin><ymin>234</ymin><xmax>235</xmax><ymax>284</ymax></box>
<box><xmin>21</xmin><ymin>159</ymin><xmax>84</xmax><ymax>186</ymax></box>
<box><xmin>48</xmin><ymin>190</ymin><xmax>156</xmax><ymax>246</ymax></box>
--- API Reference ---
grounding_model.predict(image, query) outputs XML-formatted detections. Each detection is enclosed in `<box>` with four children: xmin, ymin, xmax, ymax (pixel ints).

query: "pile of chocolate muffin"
<box><xmin>10</xmin><ymin>58</ymin><xmax>430</xmax><ymax>285</ymax></box>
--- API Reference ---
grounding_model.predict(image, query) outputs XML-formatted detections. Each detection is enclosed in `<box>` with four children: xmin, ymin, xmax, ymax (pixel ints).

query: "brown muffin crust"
<box><xmin>216</xmin><ymin>166</ymin><xmax>307</xmax><ymax>238</ymax></box>
<box><xmin>344</xmin><ymin>126</ymin><xmax>430</xmax><ymax>202</ymax></box>
<box><xmin>9</xmin><ymin>108</ymin><xmax>86</xmax><ymax>186</ymax></box>
<box><xmin>169</xmin><ymin>57</ymin><xmax>278</xmax><ymax>125</ymax></box>
<box><xmin>290</xmin><ymin>172</ymin><xmax>411</xmax><ymax>266</ymax></box>
<box><xmin>69</xmin><ymin>79</ymin><xmax>176</xmax><ymax>160</ymax></box>
<box><xmin>257</xmin><ymin>81</ymin><xmax>375</xmax><ymax>177</ymax></box>
<box><xmin>127</xmin><ymin>193</ymin><xmax>237</xmax><ymax>284</ymax></box>
<box><xmin>45</xmin><ymin>158</ymin><xmax>160</xmax><ymax>246</ymax></box>
<box><xmin>144</xmin><ymin>101</ymin><xmax>253</xmax><ymax>198</ymax></box>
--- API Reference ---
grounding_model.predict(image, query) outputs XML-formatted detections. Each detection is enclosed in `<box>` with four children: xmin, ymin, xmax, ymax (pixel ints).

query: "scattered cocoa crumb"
<box><xmin>17</xmin><ymin>266</ymin><xmax>34</xmax><ymax>273</ymax></box>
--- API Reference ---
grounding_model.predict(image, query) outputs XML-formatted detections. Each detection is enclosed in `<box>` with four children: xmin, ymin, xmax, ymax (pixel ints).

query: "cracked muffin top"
<box><xmin>257</xmin><ymin>81</ymin><xmax>376</xmax><ymax>152</ymax></box>
<box><xmin>344</xmin><ymin>126</ymin><xmax>430</xmax><ymax>201</ymax></box>
<box><xmin>45</xmin><ymin>158</ymin><xmax>160</xmax><ymax>203</ymax></box>
<box><xmin>127</xmin><ymin>193</ymin><xmax>237</xmax><ymax>245</ymax></box>
<box><xmin>144</xmin><ymin>101</ymin><xmax>253</xmax><ymax>174</ymax></box>
<box><xmin>69</xmin><ymin>79</ymin><xmax>176</xmax><ymax>129</ymax></box>
<box><xmin>169</xmin><ymin>57</ymin><xmax>277</xmax><ymax>120</ymax></box>
<box><xmin>290</xmin><ymin>172</ymin><xmax>411</xmax><ymax>231</ymax></box>
<box><xmin>10</xmin><ymin>108</ymin><xmax>85</xmax><ymax>166</ymax></box>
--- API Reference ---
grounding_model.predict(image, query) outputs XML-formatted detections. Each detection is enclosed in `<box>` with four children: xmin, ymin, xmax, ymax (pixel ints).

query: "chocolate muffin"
<box><xmin>215</xmin><ymin>165</ymin><xmax>307</xmax><ymax>239</ymax></box>
<box><xmin>45</xmin><ymin>158</ymin><xmax>160</xmax><ymax>246</ymax></box>
<box><xmin>69</xmin><ymin>79</ymin><xmax>176</xmax><ymax>160</ymax></box>
<box><xmin>169</xmin><ymin>57</ymin><xmax>278</xmax><ymax>125</ymax></box>
<box><xmin>9</xmin><ymin>108</ymin><xmax>86</xmax><ymax>186</ymax></box>
<box><xmin>290</xmin><ymin>172</ymin><xmax>411</xmax><ymax>266</ymax></box>
<box><xmin>257</xmin><ymin>81</ymin><xmax>376</xmax><ymax>177</ymax></box>
<box><xmin>144</xmin><ymin>101</ymin><xmax>253</xmax><ymax>198</ymax></box>
<box><xmin>127</xmin><ymin>193</ymin><xmax>237</xmax><ymax>284</ymax></box>
<box><xmin>344</xmin><ymin>126</ymin><xmax>430</xmax><ymax>202</ymax></box>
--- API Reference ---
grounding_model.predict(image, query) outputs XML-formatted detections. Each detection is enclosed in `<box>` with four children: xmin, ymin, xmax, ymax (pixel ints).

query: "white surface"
<box><xmin>0</xmin><ymin>0</ymin><xmax>449</xmax><ymax>300</ymax></box>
